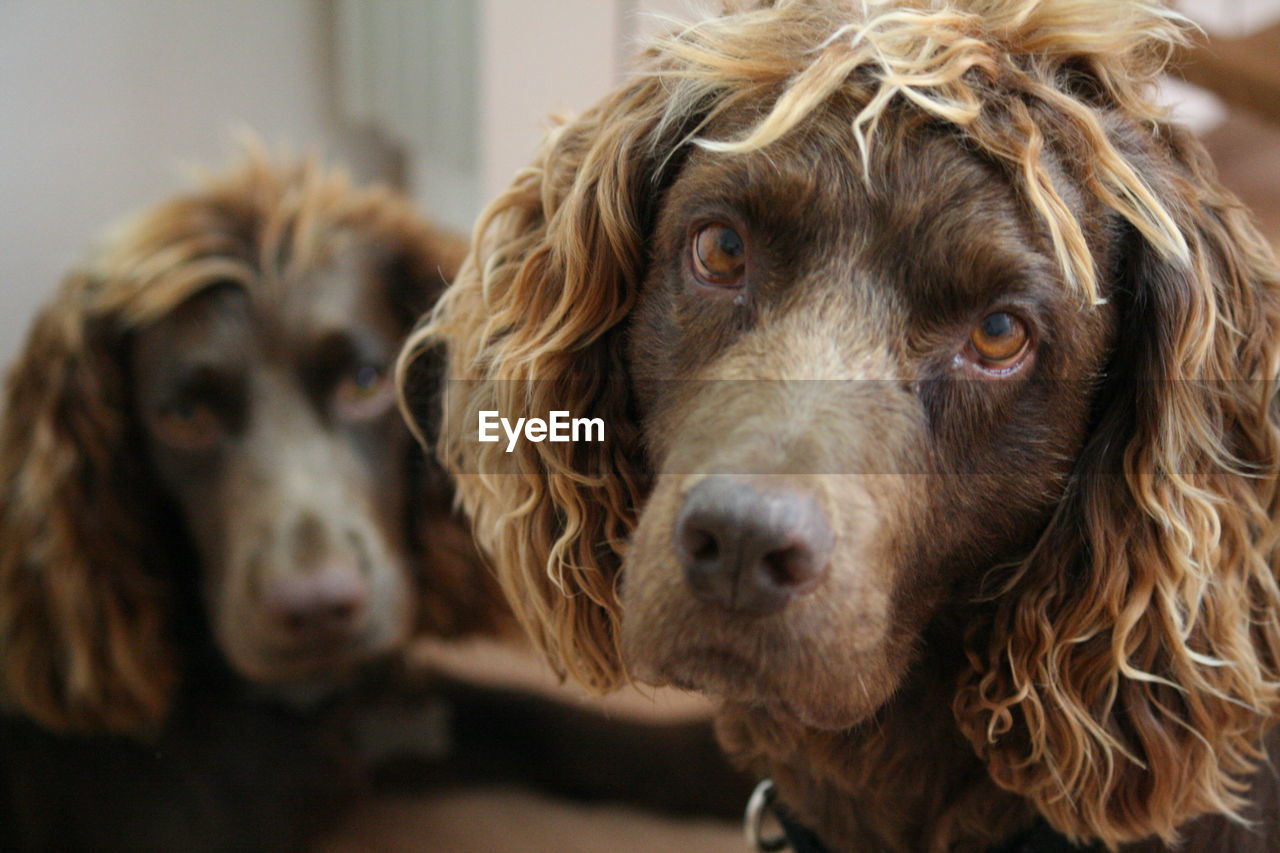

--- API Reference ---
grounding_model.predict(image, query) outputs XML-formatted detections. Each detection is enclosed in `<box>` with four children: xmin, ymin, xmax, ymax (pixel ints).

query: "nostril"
<box><xmin>683</xmin><ymin>527</ymin><xmax>720</xmax><ymax>563</ymax></box>
<box><xmin>763</xmin><ymin>541</ymin><xmax>825</xmax><ymax>592</ymax></box>
<box><xmin>764</xmin><ymin>546</ymin><xmax>801</xmax><ymax>586</ymax></box>
<box><xmin>280</xmin><ymin>602</ymin><xmax>356</xmax><ymax>633</ymax></box>
<box><xmin>324</xmin><ymin>600</ymin><xmax>358</xmax><ymax>624</ymax></box>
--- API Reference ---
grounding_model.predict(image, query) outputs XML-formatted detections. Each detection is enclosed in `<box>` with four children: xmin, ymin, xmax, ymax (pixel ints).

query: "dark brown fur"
<box><xmin>416</xmin><ymin>2</ymin><xmax>1280</xmax><ymax>850</ymax></box>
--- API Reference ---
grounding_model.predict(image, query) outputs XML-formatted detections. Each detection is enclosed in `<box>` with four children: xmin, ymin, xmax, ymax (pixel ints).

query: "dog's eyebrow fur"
<box><xmin>82</xmin><ymin>143</ymin><xmax>433</xmax><ymax>328</ymax></box>
<box><xmin>640</xmin><ymin>0</ymin><xmax>1192</xmax><ymax>303</ymax></box>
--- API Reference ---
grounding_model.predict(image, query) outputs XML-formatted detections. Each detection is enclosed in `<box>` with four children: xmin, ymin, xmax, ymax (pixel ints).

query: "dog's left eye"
<box><xmin>152</xmin><ymin>400</ymin><xmax>223</xmax><ymax>451</ymax></box>
<box><xmin>968</xmin><ymin>312</ymin><xmax>1030</xmax><ymax>369</ymax></box>
<box><xmin>692</xmin><ymin>224</ymin><xmax>746</xmax><ymax>287</ymax></box>
<box><xmin>333</xmin><ymin>364</ymin><xmax>394</xmax><ymax>421</ymax></box>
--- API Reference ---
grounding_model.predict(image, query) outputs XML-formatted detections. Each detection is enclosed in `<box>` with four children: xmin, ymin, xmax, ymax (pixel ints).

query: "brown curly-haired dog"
<box><xmin>0</xmin><ymin>152</ymin><xmax>504</xmax><ymax>852</ymax></box>
<box><xmin>407</xmin><ymin>1</ymin><xmax>1280</xmax><ymax>850</ymax></box>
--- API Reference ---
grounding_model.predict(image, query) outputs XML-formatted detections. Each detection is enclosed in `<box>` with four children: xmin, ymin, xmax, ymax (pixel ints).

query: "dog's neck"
<box><xmin>716</xmin><ymin>637</ymin><xmax>1035</xmax><ymax>853</ymax></box>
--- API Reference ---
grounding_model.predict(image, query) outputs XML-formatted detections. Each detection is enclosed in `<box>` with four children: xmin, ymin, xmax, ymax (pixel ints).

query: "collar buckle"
<box><xmin>745</xmin><ymin>778</ymin><xmax>791</xmax><ymax>852</ymax></box>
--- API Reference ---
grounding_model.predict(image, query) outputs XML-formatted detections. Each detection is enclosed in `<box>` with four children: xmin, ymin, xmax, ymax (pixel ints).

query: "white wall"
<box><xmin>473</xmin><ymin>0</ymin><xmax>705</xmax><ymax>204</ymax></box>
<box><xmin>0</xmin><ymin>0</ymin><xmax>394</xmax><ymax>364</ymax></box>
<box><xmin>1178</xmin><ymin>0</ymin><xmax>1280</xmax><ymax>38</ymax></box>
<box><xmin>477</xmin><ymin>0</ymin><xmax>621</xmax><ymax>203</ymax></box>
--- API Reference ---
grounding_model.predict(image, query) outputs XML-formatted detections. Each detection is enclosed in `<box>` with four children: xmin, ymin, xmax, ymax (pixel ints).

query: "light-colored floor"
<box><xmin>318</xmin><ymin>789</ymin><xmax>745</xmax><ymax>853</ymax></box>
<box><xmin>404</xmin><ymin>638</ymin><xmax>719</xmax><ymax>723</ymax></box>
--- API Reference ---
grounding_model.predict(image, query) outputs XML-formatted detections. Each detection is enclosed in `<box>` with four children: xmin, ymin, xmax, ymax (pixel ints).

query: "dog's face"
<box><xmin>0</xmin><ymin>157</ymin><xmax>505</xmax><ymax>735</ymax></box>
<box><xmin>619</xmin><ymin>109</ymin><xmax>1116</xmax><ymax>729</ymax></box>
<box><xmin>130</xmin><ymin>246</ymin><xmax>415</xmax><ymax>686</ymax></box>
<box><xmin>423</xmin><ymin>2</ymin><xmax>1280</xmax><ymax>842</ymax></box>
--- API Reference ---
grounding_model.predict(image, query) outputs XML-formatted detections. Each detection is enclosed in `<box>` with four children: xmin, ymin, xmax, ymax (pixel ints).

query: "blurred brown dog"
<box><xmin>0</xmin><ymin>152</ymin><xmax>503</xmax><ymax>852</ymax></box>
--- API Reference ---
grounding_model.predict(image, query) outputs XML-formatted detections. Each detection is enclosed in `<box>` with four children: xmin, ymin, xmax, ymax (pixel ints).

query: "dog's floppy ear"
<box><xmin>956</xmin><ymin>122</ymin><xmax>1280</xmax><ymax>846</ymax></box>
<box><xmin>0</xmin><ymin>275</ymin><xmax>176</xmax><ymax>734</ymax></box>
<box><xmin>401</xmin><ymin>73</ymin><xmax>698</xmax><ymax>691</ymax></box>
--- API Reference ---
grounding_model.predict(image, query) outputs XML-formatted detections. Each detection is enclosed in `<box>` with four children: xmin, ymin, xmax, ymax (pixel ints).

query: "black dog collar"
<box><xmin>745</xmin><ymin>778</ymin><xmax>1096</xmax><ymax>853</ymax></box>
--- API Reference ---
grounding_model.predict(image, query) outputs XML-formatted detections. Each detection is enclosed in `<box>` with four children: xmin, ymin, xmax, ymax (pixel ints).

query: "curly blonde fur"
<box><xmin>952</xmin><ymin>124</ymin><xmax>1280</xmax><ymax>843</ymax></box>
<box><xmin>405</xmin><ymin>0</ymin><xmax>1280</xmax><ymax>845</ymax></box>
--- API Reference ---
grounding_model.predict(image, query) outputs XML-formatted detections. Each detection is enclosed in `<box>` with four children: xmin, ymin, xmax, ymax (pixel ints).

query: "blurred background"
<box><xmin>0</xmin><ymin>0</ymin><xmax>689</xmax><ymax>364</ymax></box>
<box><xmin>2</xmin><ymin>0</ymin><xmax>1279</xmax><ymax>362</ymax></box>
<box><xmin>0</xmin><ymin>1</ymin><xmax>1278</xmax><ymax>851</ymax></box>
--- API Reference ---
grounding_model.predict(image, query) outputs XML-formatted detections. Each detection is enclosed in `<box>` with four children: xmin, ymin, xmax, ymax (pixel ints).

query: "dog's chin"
<box><xmin>223</xmin><ymin>626</ymin><xmax>404</xmax><ymax>692</ymax></box>
<box><xmin>624</xmin><ymin>641</ymin><xmax>891</xmax><ymax>732</ymax></box>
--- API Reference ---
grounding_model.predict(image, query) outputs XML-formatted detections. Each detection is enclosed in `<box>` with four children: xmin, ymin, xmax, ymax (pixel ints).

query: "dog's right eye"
<box><xmin>692</xmin><ymin>224</ymin><xmax>746</xmax><ymax>287</ymax></box>
<box><xmin>152</xmin><ymin>400</ymin><xmax>223</xmax><ymax>451</ymax></box>
<box><xmin>333</xmin><ymin>363</ymin><xmax>395</xmax><ymax>422</ymax></box>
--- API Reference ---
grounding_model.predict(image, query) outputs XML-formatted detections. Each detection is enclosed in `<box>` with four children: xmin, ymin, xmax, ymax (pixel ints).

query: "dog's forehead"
<box><xmin>669</xmin><ymin>112</ymin><xmax>1021</xmax><ymax>233</ymax></box>
<box><xmin>133</xmin><ymin>242</ymin><xmax>399</xmax><ymax>367</ymax></box>
<box><xmin>277</xmin><ymin>244</ymin><xmax>395</xmax><ymax>336</ymax></box>
<box><xmin>132</xmin><ymin>283</ymin><xmax>255</xmax><ymax>371</ymax></box>
<box><xmin>246</xmin><ymin>242</ymin><xmax>400</xmax><ymax>347</ymax></box>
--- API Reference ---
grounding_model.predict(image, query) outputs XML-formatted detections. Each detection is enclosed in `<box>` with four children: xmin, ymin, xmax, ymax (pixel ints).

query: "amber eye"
<box><xmin>152</xmin><ymin>400</ymin><xmax>222</xmax><ymax>451</ymax></box>
<box><xmin>334</xmin><ymin>363</ymin><xmax>394</xmax><ymax>421</ymax></box>
<box><xmin>692</xmin><ymin>223</ymin><xmax>746</xmax><ymax>286</ymax></box>
<box><xmin>969</xmin><ymin>312</ymin><xmax>1030</xmax><ymax>367</ymax></box>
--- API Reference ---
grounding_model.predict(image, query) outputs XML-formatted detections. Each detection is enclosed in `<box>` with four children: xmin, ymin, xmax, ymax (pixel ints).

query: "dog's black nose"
<box><xmin>675</xmin><ymin>477</ymin><xmax>833</xmax><ymax>615</ymax></box>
